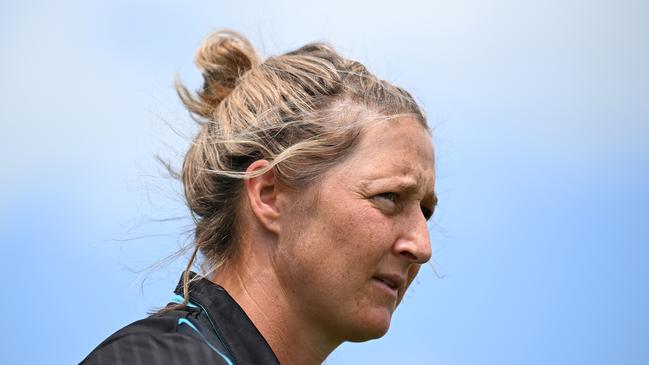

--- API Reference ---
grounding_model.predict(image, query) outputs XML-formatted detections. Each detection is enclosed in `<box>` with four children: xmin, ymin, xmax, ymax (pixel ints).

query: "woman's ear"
<box><xmin>243</xmin><ymin>160</ymin><xmax>281</xmax><ymax>235</ymax></box>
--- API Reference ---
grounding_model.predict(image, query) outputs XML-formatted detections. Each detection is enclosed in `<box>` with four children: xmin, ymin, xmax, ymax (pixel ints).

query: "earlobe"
<box><xmin>244</xmin><ymin>160</ymin><xmax>281</xmax><ymax>235</ymax></box>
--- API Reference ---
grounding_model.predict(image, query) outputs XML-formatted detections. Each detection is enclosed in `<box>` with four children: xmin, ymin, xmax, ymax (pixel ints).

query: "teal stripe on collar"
<box><xmin>171</xmin><ymin>294</ymin><xmax>199</xmax><ymax>308</ymax></box>
<box><xmin>178</xmin><ymin>318</ymin><xmax>235</xmax><ymax>365</ymax></box>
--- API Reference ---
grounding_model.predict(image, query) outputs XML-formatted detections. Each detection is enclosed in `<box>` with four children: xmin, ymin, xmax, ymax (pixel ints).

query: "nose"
<box><xmin>393</xmin><ymin>212</ymin><xmax>432</xmax><ymax>264</ymax></box>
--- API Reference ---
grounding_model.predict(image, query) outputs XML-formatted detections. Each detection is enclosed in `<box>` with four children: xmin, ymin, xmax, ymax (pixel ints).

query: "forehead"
<box><xmin>335</xmin><ymin>117</ymin><xmax>436</xmax><ymax>188</ymax></box>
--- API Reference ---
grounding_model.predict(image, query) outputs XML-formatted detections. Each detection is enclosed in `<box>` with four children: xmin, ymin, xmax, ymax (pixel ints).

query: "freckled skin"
<box><xmin>272</xmin><ymin>117</ymin><xmax>436</xmax><ymax>345</ymax></box>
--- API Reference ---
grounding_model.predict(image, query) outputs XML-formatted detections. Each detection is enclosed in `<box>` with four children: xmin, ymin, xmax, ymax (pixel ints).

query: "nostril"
<box><xmin>400</xmin><ymin>251</ymin><xmax>418</xmax><ymax>261</ymax></box>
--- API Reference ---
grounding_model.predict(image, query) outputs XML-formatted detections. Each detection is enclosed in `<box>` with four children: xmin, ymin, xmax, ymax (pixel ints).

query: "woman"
<box><xmin>82</xmin><ymin>29</ymin><xmax>437</xmax><ymax>365</ymax></box>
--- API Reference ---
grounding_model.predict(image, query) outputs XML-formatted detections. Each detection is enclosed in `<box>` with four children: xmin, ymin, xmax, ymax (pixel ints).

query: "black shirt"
<box><xmin>80</xmin><ymin>272</ymin><xmax>281</xmax><ymax>365</ymax></box>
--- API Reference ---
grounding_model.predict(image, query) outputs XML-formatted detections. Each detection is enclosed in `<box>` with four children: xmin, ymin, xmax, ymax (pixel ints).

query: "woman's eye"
<box><xmin>374</xmin><ymin>192</ymin><xmax>398</xmax><ymax>204</ymax></box>
<box><xmin>421</xmin><ymin>206</ymin><xmax>433</xmax><ymax>221</ymax></box>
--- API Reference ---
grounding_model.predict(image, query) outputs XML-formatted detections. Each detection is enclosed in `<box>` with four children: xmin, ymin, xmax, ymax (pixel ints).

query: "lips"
<box><xmin>375</xmin><ymin>277</ymin><xmax>398</xmax><ymax>290</ymax></box>
<box><xmin>372</xmin><ymin>273</ymin><xmax>405</xmax><ymax>296</ymax></box>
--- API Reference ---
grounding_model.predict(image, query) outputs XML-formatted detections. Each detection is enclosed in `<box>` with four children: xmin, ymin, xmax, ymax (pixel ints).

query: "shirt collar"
<box><xmin>174</xmin><ymin>271</ymin><xmax>280</xmax><ymax>365</ymax></box>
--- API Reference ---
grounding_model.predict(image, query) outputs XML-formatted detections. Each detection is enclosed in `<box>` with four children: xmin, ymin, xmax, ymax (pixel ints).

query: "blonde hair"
<box><xmin>174</xmin><ymin>29</ymin><xmax>427</xmax><ymax>304</ymax></box>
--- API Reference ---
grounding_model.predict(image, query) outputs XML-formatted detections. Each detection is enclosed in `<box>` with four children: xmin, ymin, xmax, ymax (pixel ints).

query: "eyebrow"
<box><xmin>362</xmin><ymin>174</ymin><xmax>437</xmax><ymax>207</ymax></box>
<box><xmin>406</xmin><ymin>179</ymin><xmax>437</xmax><ymax>208</ymax></box>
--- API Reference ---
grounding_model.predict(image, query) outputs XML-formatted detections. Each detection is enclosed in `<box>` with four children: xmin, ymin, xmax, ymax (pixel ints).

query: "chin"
<box><xmin>345</xmin><ymin>310</ymin><xmax>392</xmax><ymax>342</ymax></box>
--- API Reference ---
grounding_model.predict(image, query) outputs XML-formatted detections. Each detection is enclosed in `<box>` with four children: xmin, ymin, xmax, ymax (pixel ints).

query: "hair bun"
<box><xmin>178</xmin><ymin>29</ymin><xmax>260</xmax><ymax>119</ymax></box>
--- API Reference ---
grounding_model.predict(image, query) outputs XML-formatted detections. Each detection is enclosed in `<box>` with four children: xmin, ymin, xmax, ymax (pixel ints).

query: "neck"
<box><xmin>211</xmin><ymin>239</ymin><xmax>339</xmax><ymax>365</ymax></box>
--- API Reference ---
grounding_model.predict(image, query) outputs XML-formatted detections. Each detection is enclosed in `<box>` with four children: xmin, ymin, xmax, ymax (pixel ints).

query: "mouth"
<box><xmin>372</xmin><ymin>274</ymin><xmax>404</xmax><ymax>297</ymax></box>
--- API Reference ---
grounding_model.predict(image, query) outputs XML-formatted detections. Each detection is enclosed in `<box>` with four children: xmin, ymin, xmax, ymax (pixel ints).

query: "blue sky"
<box><xmin>1</xmin><ymin>1</ymin><xmax>648</xmax><ymax>364</ymax></box>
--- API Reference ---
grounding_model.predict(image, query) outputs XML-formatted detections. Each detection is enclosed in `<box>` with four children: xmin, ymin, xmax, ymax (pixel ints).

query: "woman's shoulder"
<box><xmin>80</xmin><ymin>272</ymin><xmax>280</xmax><ymax>365</ymax></box>
<box><xmin>80</xmin><ymin>308</ymin><xmax>234</xmax><ymax>365</ymax></box>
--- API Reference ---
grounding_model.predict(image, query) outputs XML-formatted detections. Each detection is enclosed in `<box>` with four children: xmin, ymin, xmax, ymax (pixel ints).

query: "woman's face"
<box><xmin>274</xmin><ymin>117</ymin><xmax>436</xmax><ymax>344</ymax></box>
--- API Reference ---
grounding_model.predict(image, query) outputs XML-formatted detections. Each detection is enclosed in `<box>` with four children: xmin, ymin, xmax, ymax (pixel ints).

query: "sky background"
<box><xmin>1</xmin><ymin>1</ymin><xmax>648</xmax><ymax>364</ymax></box>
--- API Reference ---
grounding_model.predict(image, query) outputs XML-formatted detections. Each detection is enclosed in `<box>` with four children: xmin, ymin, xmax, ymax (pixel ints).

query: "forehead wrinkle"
<box><xmin>390</xmin><ymin>160</ymin><xmax>435</xmax><ymax>192</ymax></box>
<box><xmin>359</xmin><ymin>170</ymin><xmax>435</xmax><ymax>197</ymax></box>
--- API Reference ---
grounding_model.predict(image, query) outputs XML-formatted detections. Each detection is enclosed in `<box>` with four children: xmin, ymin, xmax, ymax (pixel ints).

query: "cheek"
<box><xmin>398</xmin><ymin>265</ymin><xmax>422</xmax><ymax>305</ymax></box>
<box><xmin>315</xmin><ymin>203</ymin><xmax>390</xmax><ymax>284</ymax></box>
<box><xmin>406</xmin><ymin>264</ymin><xmax>422</xmax><ymax>287</ymax></box>
<box><xmin>281</xmin><ymin>190</ymin><xmax>395</xmax><ymax>291</ymax></box>
<box><xmin>340</xmin><ymin>204</ymin><xmax>389</xmax><ymax>257</ymax></box>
